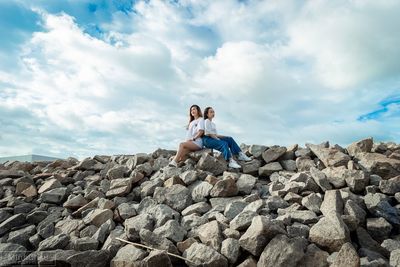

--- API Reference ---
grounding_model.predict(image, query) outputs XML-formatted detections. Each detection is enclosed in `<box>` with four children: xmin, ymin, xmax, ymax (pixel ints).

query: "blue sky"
<box><xmin>0</xmin><ymin>0</ymin><xmax>399</xmax><ymax>160</ymax></box>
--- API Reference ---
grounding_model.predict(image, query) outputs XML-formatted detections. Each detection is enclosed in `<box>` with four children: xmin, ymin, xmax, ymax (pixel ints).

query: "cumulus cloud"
<box><xmin>0</xmin><ymin>0</ymin><xmax>399</xmax><ymax>159</ymax></box>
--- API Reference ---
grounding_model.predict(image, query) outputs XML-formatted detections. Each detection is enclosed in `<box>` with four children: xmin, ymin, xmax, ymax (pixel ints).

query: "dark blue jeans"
<box><xmin>203</xmin><ymin>136</ymin><xmax>242</xmax><ymax>160</ymax></box>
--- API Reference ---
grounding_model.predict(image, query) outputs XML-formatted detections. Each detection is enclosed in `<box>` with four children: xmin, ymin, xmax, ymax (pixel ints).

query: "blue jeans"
<box><xmin>203</xmin><ymin>136</ymin><xmax>242</xmax><ymax>160</ymax></box>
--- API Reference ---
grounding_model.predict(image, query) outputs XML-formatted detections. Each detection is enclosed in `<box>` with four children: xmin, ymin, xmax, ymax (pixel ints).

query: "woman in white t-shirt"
<box><xmin>202</xmin><ymin>106</ymin><xmax>252</xmax><ymax>168</ymax></box>
<box><xmin>169</xmin><ymin>105</ymin><xmax>205</xmax><ymax>167</ymax></box>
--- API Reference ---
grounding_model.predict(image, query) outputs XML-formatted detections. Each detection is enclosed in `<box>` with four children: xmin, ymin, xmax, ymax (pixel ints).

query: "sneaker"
<box><xmin>168</xmin><ymin>160</ymin><xmax>178</xmax><ymax>167</ymax></box>
<box><xmin>237</xmin><ymin>151</ymin><xmax>252</xmax><ymax>161</ymax></box>
<box><xmin>229</xmin><ymin>158</ymin><xmax>241</xmax><ymax>169</ymax></box>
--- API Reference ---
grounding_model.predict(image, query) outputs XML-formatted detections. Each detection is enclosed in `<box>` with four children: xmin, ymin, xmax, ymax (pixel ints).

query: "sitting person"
<box><xmin>202</xmin><ymin>106</ymin><xmax>252</xmax><ymax>168</ymax></box>
<box><xmin>169</xmin><ymin>104</ymin><xmax>205</xmax><ymax>167</ymax></box>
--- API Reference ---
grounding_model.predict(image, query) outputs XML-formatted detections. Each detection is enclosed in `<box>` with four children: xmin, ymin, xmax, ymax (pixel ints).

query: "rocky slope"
<box><xmin>0</xmin><ymin>137</ymin><xmax>400</xmax><ymax>266</ymax></box>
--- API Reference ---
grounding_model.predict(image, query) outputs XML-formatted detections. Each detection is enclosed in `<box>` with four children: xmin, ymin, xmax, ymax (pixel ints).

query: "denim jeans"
<box><xmin>203</xmin><ymin>136</ymin><xmax>242</xmax><ymax>160</ymax></box>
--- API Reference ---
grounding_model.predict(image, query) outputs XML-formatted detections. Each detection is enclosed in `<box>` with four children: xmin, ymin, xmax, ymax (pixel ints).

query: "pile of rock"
<box><xmin>0</xmin><ymin>137</ymin><xmax>400</xmax><ymax>266</ymax></box>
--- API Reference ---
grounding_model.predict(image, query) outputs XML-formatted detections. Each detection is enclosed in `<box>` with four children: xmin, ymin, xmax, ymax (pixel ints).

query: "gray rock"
<box><xmin>7</xmin><ymin>224</ymin><xmax>36</xmax><ymax>247</ymax></box>
<box><xmin>310</xmin><ymin>167</ymin><xmax>332</xmax><ymax>192</ymax></box>
<box><xmin>117</xmin><ymin>202</ymin><xmax>137</xmax><ymax>220</ymax></box>
<box><xmin>236</xmin><ymin>174</ymin><xmax>257</xmax><ymax>194</ymax></box>
<box><xmin>154</xmin><ymin>184</ymin><xmax>193</xmax><ymax>212</ymax></box>
<box><xmin>262</xmin><ymin>146</ymin><xmax>287</xmax><ymax>163</ymax></box>
<box><xmin>0</xmin><ymin>213</ymin><xmax>26</xmax><ymax>236</ymax></box>
<box><xmin>83</xmin><ymin>208</ymin><xmax>114</xmax><ymax>227</ymax></box>
<box><xmin>40</xmin><ymin>187</ymin><xmax>68</xmax><ymax>204</ymax></box>
<box><xmin>124</xmin><ymin>213</ymin><xmax>154</xmax><ymax>241</ymax></box>
<box><xmin>379</xmin><ymin>175</ymin><xmax>400</xmax><ymax>195</ymax></box>
<box><xmin>301</xmin><ymin>193</ymin><xmax>322</xmax><ymax>213</ymax></box>
<box><xmin>364</xmin><ymin>193</ymin><xmax>400</xmax><ymax>226</ymax></box>
<box><xmin>230</xmin><ymin>210</ymin><xmax>257</xmax><ymax>231</ymax></box>
<box><xmin>183</xmin><ymin>243</ymin><xmax>228</xmax><ymax>267</ymax></box>
<box><xmin>257</xmin><ymin>234</ymin><xmax>307</xmax><ymax>267</ymax></box>
<box><xmin>0</xmin><ymin>243</ymin><xmax>29</xmax><ymax>266</ymax></box>
<box><xmin>67</xmin><ymin>250</ymin><xmax>110</xmax><ymax>267</ymax></box>
<box><xmin>38</xmin><ymin>178</ymin><xmax>62</xmax><ymax>194</ymax></box>
<box><xmin>241</xmin><ymin>159</ymin><xmax>262</xmax><ymax>175</ymax></box>
<box><xmin>153</xmin><ymin>219</ymin><xmax>187</xmax><ymax>243</ymax></box>
<box><xmin>197</xmin><ymin>220</ymin><xmax>224</xmax><ymax>251</ymax></box>
<box><xmin>38</xmin><ymin>233</ymin><xmax>70</xmax><ymax>251</ymax></box>
<box><xmin>320</xmin><ymin>189</ymin><xmax>344</xmax><ymax>216</ymax></box>
<box><xmin>139</xmin><ymin>229</ymin><xmax>179</xmax><ymax>255</ymax></box>
<box><xmin>63</xmin><ymin>194</ymin><xmax>88</xmax><ymax>209</ymax></box>
<box><xmin>182</xmin><ymin>202</ymin><xmax>211</xmax><ymax>216</ymax></box>
<box><xmin>224</xmin><ymin>201</ymin><xmax>248</xmax><ymax>220</ymax></box>
<box><xmin>306</xmin><ymin>143</ymin><xmax>351</xmax><ymax>167</ymax></box>
<box><xmin>322</xmin><ymin>166</ymin><xmax>347</xmax><ymax>188</ymax></box>
<box><xmin>297</xmin><ymin>243</ymin><xmax>329</xmax><ymax>267</ymax></box>
<box><xmin>239</xmin><ymin>215</ymin><xmax>286</xmax><ymax>256</ymax></box>
<box><xmin>249</xmin><ymin>145</ymin><xmax>267</xmax><ymax>158</ymax></box>
<box><xmin>309</xmin><ymin>210</ymin><xmax>350</xmax><ymax>252</ymax></box>
<box><xmin>210</xmin><ymin>178</ymin><xmax>238</xmax><ymax>197</ymax></box>
<box><xmin>92</xmin><ymin>219</ymin><xmax>115</xmax><ymax>243</ymax></box>
<box><xmin>347</xmin><ymin>137</ymin><xmax>373</xmax><ymax>156</ymax></box>
<box><xmin>142</xmin><ymin>250</ymin><xmax>172</xmax><ymax>267</ymax></box>
<box><xmin>390</xmin><ymin>249</ymin><xmax>400</xmax><ymax>267</ymax></box>
<box><xmin>259</xmin><ymin>162</ymin><xmax>283</xmax><ymax>177</ymax></box>
<box><xmin>344</xmin><ymin>199</ymin><xmax>366</xmax><ymax>225</ymax></box>
<box><xmin>356</xmin><ymin>227</ymin><xmax>389</xmax><ymax>258</ymax></box>
<box><xmin>107</xmin><ymin>165</ymin><xmax>129</xmax><ymax>179</ymax></box>
<box><xmin>106</xmin><ymin>177</ymin><xmax>133</xmax><ymax>197</ymax></box>
<box><xmin>190</xmin><ymin>181</ymin><xmax>213</xmax><ymax>202</ymax></box>
<box><xmin>381</xmin><ymin>239</ymin><xmax>400</xmax><ymax>252</ymax></box>
<box><xmin>197</xmin><ymin>154</ymin><xmax>228</xmax><ymax>176</ymax></box>
<box><xmin>356</xmin><ymin>152</ymin><xmax>400</xmax><ymax>179</ymax></box>
<box><xmin>221</xmin><ymin>238</ymin><xmax>240</xmax><ymax>264</ymax></box>
<box><xmin>331</xmin><ymin>242</ymin><xmax>360</xmax><ymax>267</ymax></box>
<box><xmin>111</xmin><ymin>244</ymin><xmax>148</xmax><ymax>266</ymax></box>
<box><xmin>180</xmin><ymin>170</ymin><xmax>199</xmax><ymax>185</ymax></box>
<box><xmin>367</xmin><ymin>217</ymin><xmax>392</xmax><ymax>242</ymax></box>
<box><xmin>280</xmin><ymin>160</ymin><xmax>297</xmax><ymax>171</ymax></box>
<box><xmin>147</xmin><ymin>204</ymin><xmax>180</xmax><ymax>227</ymax></box>
<box><xmin>344</xmin><ymin>169</ymin><xmax>369</xmax><ymax>193</ymax></box>
<box><xmin>71</xmin><ymin>237</ymin><xmax>99</xmax><ymax>251</ymax></box>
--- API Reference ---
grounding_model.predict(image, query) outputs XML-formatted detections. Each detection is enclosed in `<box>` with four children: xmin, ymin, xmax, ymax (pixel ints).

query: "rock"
<box><xmin>331</xmin><ymin>242</ymin><xmax>360</xmax><ymax>267</ymax></box>
<box><xmin>180</xmin><ymin>170</ymin><xmax>199</xmax><ymax>186</ymax></box>
<box><xmin>183</xmin><ymin>243</ymin><xmax>228</xmax><ymax>267</ymax></box>
<box><xmin>83</xmin><ymin>209</ymin><xmax>114</xmax><ymax>227</ymax></box>
<box><xmin>297</xmin><ymin>243</ymin><xmax>329</xmax><ymax>267</ymax></box>
<box><xmin>280</xmin><ymin>160</ymin><xmax>297</xmax><ymax>171</ymax></box>
<box><xmin>177</xmin><ymin>238</ymin><xmax>197</xmax><ymax>253</ymax></box>
<box><xmin>287</xmin><ymin>222</ymin><xmax>310</xmax><ymax>238</ymax></box>
<box><xmin>221</xmin><ymin>238</ymin><xmax>240</xmax><ymax>264</ymax></box>
<box><xmin>344</xmin><ymin>169</ymin><xmax>369</xmax><ymax>193</ymax></box>
<box><xmin>7</xmin><ymin>224</ymin><xmax>36</xmax><ymax>247</ymax></box>
<box><xmin>347</xmin><ymin>137</ymin><xmax>374</xmax><ymax>156</ymax></box>
<box><xmin>142</xmin><ymin>250</ymin><xmax>172</xmax><ymax>267</ymax></box>
<box><xmin>67</xmin><ymin>250</ymin><xmax>110</xmax><ymax>267</ymax></box>
<box><xmin>301</xmin><ymin>193</ymin><xmax>322</xmax><ymax>213</ymax></box>
<box><xmin>190</xmin><ymin>181</ymin><xmax>213</xmax><ymax>202</ymax></box>
<box><xmin>262</xmin><ymin>146</ymin><xmax>287</xmax><ymax>163</ymax></box>
<box><xmin>139</xmin><ymin>229</ymin><xmax>179</xmax><ymax>255</ymax></box>
<box><xmin>111</xmin><ymin>244</ymin><xmax>148</xmax><ymax>266</ymax></box>
<box><xmin>296</xmin><ymin>157</ymin><xmax>316</xmax><ymax>171</ymax></box>
<box><xmin>322</xmin><ymin>166</ymin><xmax>347</xmax><ymax>188</ymax></box>
<box><xmin>197</xmin><ymin>220</ymin><xmax>224</xmax><ymax>251</ymax></box>
<box><xmin>38</xmin><ymin>233</ymin><xmax>70</xmax><ymax>251</ymax></box>
<box><xmin>344</xmin><ymin>199</ymin><xmax>366</xmax><ymax>225</ymax></box>
<box><xmin>309</xmin><ymin>210</ymin><xmax>350</xmax><ymax>252</ymax></box>
<box><xmin>63</xmin><ymin>194</ymin><xmax>88</xmax><ymax>209</ymax></box>
<box><xmin>306</xmin><ymin>143</ymin><xmax>350</xmax><ymax>167</ymax></box>
<box><xmin>249</xmin><ymin>145</ymin><xmax>267</xmax><ymax>158</ymax></box>
<box><xmin>257</xmin><ymin>234</ymin><xmax>307</xmax><ymax>267</ymax></box>
<box><xmin>117</xmin><ymin>202</ymin><xmax>137</xmax><ymax>220</ymax></box>
<box><xmin>0</xmin><ymin>213</ymin><xmax>26</xmax><ymax>236</ymax></box>
<box><xmin>124</xmin><ymin>213</ymin><xmax>154</xmax><ymax>241</ymax></box>
<box><xmin>236</xmin><ymin>174</ymin><xmax>257</xmax><ymax>194</ymax></box>
<box><xmin>154</xmin><ymin>184</ymin><xmax>193</xmax><ymax>212</ymax></box>
<box><xmin>364</xmin><ymin>193</ymin><xmax>400</xmax><ymax>226</ymax></box>
<box><xmin>279</xmin><ymin>209</ymin><xmax>319</xmax><ymax>224</ymax></box>
<box><xmin>230</xmin><ymin>210</ymin><xmax>257</xmax><ymax>231</ymax></box>
<box><xmin>107</xmin><ymin>165</ymin><xmax>129</xmax><ymax>179</ymax></box>
<box><xmin>40</xmin><ymin>187</ymin><xmax>68</xmax><ymax>204</ymax></box>
<box><xmin>379</xmin><ymin>175</ymin><xmax>400</xmax><ymax>195</ymax></box>
<box><xmin>382</xmin><ymin>239</ymin><xmax>400</xmax><ymax>252</ymax></box>
<box><xmin>210</xmin><ymin>178</ymin><xmax>238</xmax><ymax>197</ymax></box>
<box><xmin>320</xmin><ymin>190</ymin><xmax>344</xmax><ymax>216</ymax></box>
<box><xmin>356</xmin><ymin>227</ymin><xmax>389</xmax><ymax>258</ymax></box>
<box><xmin>197</xmin><ymin>154</ymin><xmax>228</xmax><ymax>176</ymax></box>
<box><xmin>258</xmin><ymin>162</ymin><xmax>282</xmax><ymax>177</ymax></box>
<box><xmin>367</xmin><ymin>217</ymin><xmax>392</xmax><ymax>242</ymax></box>
<box><xmin>182</xmin><ymin>202</ymin><xmax>211</xmax><ymax>216</ymax></box>
<box><xmin>310</xmin><ymin>167</ymin><xmax>332</xmax><ymax>192</ymax></box>
<box><xmin>106</xmin><ymin>178</ymin><xmax>133</xmax><ymax>198</ymax></box>
<box><xmin>0</xmin><ymin>243</ymin><xmax>29</xmax><ymax>266</ymax></box>
<box><xmin>239</xmin><ymin>215</ymin><xmax>286</xmax><ymax>256</ymax></box>
<box><xmin>356</xmin><ymin>152</ymin><xmax>400</xmax><ymax>179</ymax></box>
<box><xmin>241</xmin><ymin>159</ymin><xmax>262</xmax><ymax>175</ymax></box>
<box><xmin>390</xmin><ymin>249</ymin><xmax>400</xmax><ymax>267</ymax></box>
<box><xmin>71</xmin><ymin>237</ymin><xmax>99</xmax><ymax>251</ymax></box>
<box><xmin>224</xmin><ymin>201</ymin><xmax>248</xmax><ymax>220</ymax></box>
<box><xmin>38</xmin><ymin>178</ymin><xmax>62</xmax><ymax>194</ymax></box>
<box><xmin>153</xmin><ymin>219</ymin><xmax>187</xmax><ymax>243</ymax></box>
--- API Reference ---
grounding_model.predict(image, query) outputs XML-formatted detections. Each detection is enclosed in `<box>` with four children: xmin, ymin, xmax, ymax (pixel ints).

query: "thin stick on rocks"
<box><xmin>115</xmin><ymin>237</ymin><xmax>196</xmax><ymax>264</ymax></box>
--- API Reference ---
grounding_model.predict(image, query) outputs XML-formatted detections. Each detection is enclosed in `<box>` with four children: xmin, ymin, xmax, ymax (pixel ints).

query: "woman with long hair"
<box><xmin>169</xmin><ymin>104</ymin><xmax>205</xmax><ymax>167</ymax></box>
<box><xmin>202</xmin><ymin>106</ymin><xmax>252</xmax><ymax>168</ymax></box>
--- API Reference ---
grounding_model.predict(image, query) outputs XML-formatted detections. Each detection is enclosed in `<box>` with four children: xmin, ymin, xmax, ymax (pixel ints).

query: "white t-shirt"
<box><xmin>186</xmin><ymin>117</ymin><xmax>205</xmax><ymax>147</ymax></box>
<box><xmin>204</xmin><ymin>118</ymin><xmax>217</xmax><ymax>135</ymax></box>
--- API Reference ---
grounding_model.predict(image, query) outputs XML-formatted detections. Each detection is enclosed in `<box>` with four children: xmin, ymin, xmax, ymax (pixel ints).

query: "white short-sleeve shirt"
<box><xmin>204</xmin><ymin>119</ymin><xmax>217</xmax><ymax>135</ymax></box>
<box><xmin>186</xmin><ymin>117</ymin><xmax>205</xmax><ymax>148</ymax></box>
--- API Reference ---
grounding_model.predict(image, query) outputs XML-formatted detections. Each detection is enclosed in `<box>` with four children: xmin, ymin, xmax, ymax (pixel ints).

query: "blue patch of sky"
<box><xmin>358</xmin><ymin>94</ymin><xmax>400</xmax><ymax>121</ymax></box>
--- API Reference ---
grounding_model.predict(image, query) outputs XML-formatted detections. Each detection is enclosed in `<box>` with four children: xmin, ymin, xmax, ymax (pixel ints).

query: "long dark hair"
<box><xmin>203</xmin><ymin>106</ymin><xmax>213</xmax><ymax>120</ymax></box>
<box><xmin>187</xmin><ymin>104</ymin><xmax>202</xmax><ymax>129</ymax></box>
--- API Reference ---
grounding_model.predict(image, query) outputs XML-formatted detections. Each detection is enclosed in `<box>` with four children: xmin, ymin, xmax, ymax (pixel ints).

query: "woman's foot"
<box><xmin>237</xmin><ymin>151</ymin><xmax>252</xmax><ymax>161</ymax></box>
<box><xmin>228</xmin><ymin>158</ymin><xmax>241</xmax><ymax>169</ymax></box>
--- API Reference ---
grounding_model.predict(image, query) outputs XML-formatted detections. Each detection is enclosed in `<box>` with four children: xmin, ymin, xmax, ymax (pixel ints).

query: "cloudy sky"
<box><xmin>0</xmin><ymin>0</ymin><xmax>399</xmax><ymax>160</ymax></box>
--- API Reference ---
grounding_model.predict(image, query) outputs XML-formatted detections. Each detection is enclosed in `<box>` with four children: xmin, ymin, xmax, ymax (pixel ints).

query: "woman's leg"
<box><xmin>220</xmin><ymin>136</ymin><xmax>242</xmax><ymax>155</ymax></box>
<box><xmin>175</xmin><ymin>141</ymin><xmax>202</xmax><ymax>162</ymax></box>
<box><xmin>204</xmin><ymin>137</ymin><xmax>231</xmax><ymax>161</ymax></box>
